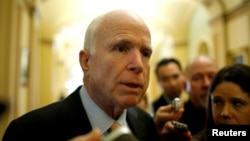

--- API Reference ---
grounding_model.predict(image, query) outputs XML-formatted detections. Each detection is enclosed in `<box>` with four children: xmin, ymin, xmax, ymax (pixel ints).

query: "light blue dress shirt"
<box><xmin>79</xmin><ymin>86</ymin><xmax>129</xmax><ymax>136</ymax></box>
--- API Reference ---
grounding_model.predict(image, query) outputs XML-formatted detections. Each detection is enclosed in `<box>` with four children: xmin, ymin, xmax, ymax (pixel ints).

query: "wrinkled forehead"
<box><xmin>84</xmin><ymin>10</ymin><xmax>151</xmax><ymax>53</ymax></box>
<box><xmin>97</xmin><ymin>10</ymin><xmax>150</xmax><ymax>34</ymax></box>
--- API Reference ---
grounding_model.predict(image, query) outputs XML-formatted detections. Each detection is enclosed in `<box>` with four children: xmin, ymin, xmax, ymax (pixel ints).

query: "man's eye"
<box><xmin>192</xmin><ymin>76</ymin><xmax>202</xmax><ymax>81</ymax></box>
<box><xmin>161</xmin><ymin>77</ymin><xmax>169</xmax><ymax>82</ymax></box>
<box><xmin>173</xmin><ymin>74</ymin><xmax>180</xmax><ymax>79</ymax></box>
<box><xmin>209</xmin><ymin>74</ymin><xmax>216</xmax><ymax>80</ymax></box>
<box><xmin>143</xmin><ymin>51</ymin><xmax>151</xmax><ymax>58</ymax></box>
<box><xmin>117</xmin><ymin>46</ymin><xmax>127</xmax><ymax>52</ymax></box>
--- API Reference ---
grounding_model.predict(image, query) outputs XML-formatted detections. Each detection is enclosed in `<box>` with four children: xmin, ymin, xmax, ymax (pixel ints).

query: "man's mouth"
<box><xmin>124</xmin><ymin>83</ymin><xmax>141</xmax><ymax>88</ymax></box>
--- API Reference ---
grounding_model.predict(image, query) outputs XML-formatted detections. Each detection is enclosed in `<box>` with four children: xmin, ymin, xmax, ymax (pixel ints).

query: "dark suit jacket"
<box><xmin>152</xmin><ymin>94</ymin><xmax>170</xmax><ymax>114</ymax></box>
<box><xmin>3</xmin><ymin>86</ymin><xmax>160</xmax><ymax>141</ymax></box>
<box><xmin>179</xmin><ymin>100</ymin><xmax>206</xmax><ymax>135</ymax></box>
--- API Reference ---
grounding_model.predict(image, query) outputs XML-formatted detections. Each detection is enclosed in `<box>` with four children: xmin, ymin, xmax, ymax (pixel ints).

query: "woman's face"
<box><xmin>211</xmin><ymin>82</ymin><xmax>250</xmax><ymax>125</ymax></box>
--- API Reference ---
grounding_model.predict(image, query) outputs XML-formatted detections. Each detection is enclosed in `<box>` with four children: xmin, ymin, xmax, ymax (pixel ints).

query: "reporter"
<box><xmin>209</xmin><ymin>63</ymin><xmax>250</xmax><ymax>125</ymax></box>
<box><xmin>203</xmin><ymin>63</ymin><xmax>250</xmax><ymax>141</ymax></box>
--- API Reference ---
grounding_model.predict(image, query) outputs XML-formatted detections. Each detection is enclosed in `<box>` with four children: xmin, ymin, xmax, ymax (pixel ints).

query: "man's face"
<box><xmin>186</xmin><ymin>60</ymin><xmax>217</xmax><ymax>108</ymax></box>
<box><xmin>157</xmin><ymin>63</ymin><xmax>184</xmax><ymax>99</ymax></box>
<box><xmin>86</xmin><ymin>16</ymin><xmax>152</xmax><ymax>109</ymax></box>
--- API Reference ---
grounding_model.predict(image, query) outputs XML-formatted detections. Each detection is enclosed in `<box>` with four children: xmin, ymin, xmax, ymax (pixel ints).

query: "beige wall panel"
<box><xmin>227</xmin><ymin>14</ymin><xmax>249</xmax><ymax>49</ymax></box>
<box><xmin>40</xmin><ymin>43</ymin><xmax>53</xmax><ymax>107</ymax></box>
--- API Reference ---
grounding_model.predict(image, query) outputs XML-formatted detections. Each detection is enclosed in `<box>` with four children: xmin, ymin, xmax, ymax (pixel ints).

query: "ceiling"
<box><xmin>39</xmin><ymin>0</ymin><xmax>201</xmax><ymax>42</ymax></box>
<box><xmin>38</xmin><ymin>0</ymin><xmax>245</xmax><ymax>42</ymax></box>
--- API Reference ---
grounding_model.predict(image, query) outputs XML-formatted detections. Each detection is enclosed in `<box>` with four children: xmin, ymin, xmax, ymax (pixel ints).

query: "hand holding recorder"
<box><xmin>154</xmin><ymin>97</ymin><xmax>184</xmax><ymax>129</ymax></box>
<box><xmin>154</xmin><ymin>98</ymin><xmax>191</xmax><ymax>141</ymax></box>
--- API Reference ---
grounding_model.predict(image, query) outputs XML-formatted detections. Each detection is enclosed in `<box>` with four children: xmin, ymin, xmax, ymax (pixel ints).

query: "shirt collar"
<box><xmin>79</xmin><ymin>86</ymin><xmax>127</xmax><ymax>135</ymax></box>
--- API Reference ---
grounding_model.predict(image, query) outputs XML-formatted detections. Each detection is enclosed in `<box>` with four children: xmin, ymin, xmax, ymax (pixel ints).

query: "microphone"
<box><xmin>102</xmin><ymin>126</ymin><xmax>138</xmax><ymax>141</ymax></box>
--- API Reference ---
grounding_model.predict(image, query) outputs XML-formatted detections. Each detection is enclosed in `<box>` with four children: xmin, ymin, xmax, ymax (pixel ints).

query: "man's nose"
<box><xmin>169</xmin><ymin>79</ymin><xmax>177</xmax><ymax>87</ymax></box>
<box><xmin>203</xmin><ymin>76</ymin><xmax>211</xmax><ymax>87</ymax></box>
<box><xmin>127</xmin><ymin>51</ymin><xmax>144</xmax><ymax>73</ymax></box>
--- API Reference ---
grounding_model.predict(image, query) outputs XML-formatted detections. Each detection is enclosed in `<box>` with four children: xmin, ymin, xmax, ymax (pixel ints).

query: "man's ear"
<box><xmin>79</xmin><ymin>50</ymin><xmax>89</xmax><ymax>71</ymax></box>
<box><xmin>185</xmin><ymin>80</ymin><xmax>191</xmax><ymax>93</ymax></box>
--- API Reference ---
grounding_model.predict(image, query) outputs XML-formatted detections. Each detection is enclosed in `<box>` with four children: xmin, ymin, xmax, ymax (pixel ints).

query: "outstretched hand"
<box><xmin>154</xmin><ymin>102</ymin><xmax>184</xmax><ymax>133</ymax></box>
<box><xmin>154</xmin><ymin>101</ymin><xmax>192</xmax><ymax>141</ymax></box>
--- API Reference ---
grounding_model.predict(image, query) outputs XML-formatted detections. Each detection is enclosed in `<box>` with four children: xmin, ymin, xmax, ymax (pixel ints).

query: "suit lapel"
<box><xmin>127</xmin><ymin>107</ymin><xmax>147</xmax><ymax>140</ymax></box>
<box><xmin>61</xmin><ymin>86</ymin><xmax>92</xmax><ymax>139</ymax></box>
